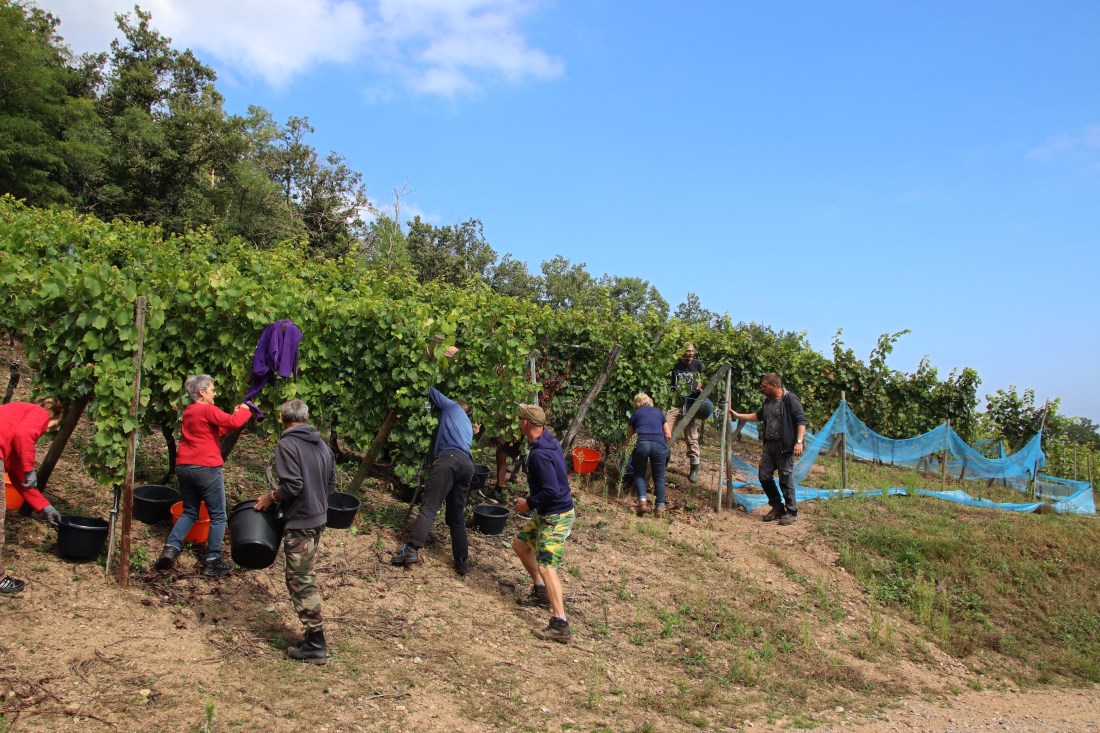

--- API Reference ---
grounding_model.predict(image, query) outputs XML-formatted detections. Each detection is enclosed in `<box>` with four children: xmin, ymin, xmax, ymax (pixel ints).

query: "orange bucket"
<box><xmin>4</xmin><ymin>473</ymin><xmax>23</xmax><ymax>511</ymax></box>
<box><xmin>170</xmin><ymin>500</ymin><xmax>211</xmax><ymax>543</ymax></box>
<box><xmin>571</xmin><ymin>447</ymin><xmax>602</xmax><ymax>474</ymax></box>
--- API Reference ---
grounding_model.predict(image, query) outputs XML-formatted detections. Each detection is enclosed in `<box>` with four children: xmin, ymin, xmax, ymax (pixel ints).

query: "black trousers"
<box><xmin>758</xmin><ymin>440</ymin><xmax>797</xmax><ymax>515</ymax></box>
<box><xmin>408</xmin><ymin>450</ymin><xmax>475</xmax><ymax>562</ymax></box>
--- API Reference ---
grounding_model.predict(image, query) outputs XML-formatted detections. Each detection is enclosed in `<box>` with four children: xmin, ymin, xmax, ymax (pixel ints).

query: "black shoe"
<box><xmin>778</xmin><ymin>513</ymin><xmax>797</xmax><ymax>526</ymax></box>
<box><xmin>203</xmin><ymin>558</ymin><xmax>233</xmax><ymax>577</ymax></box>
<box><xmin>155</xmin><ymin>545</ymin><xmax>180</xmax><ymax>571</ymax></box>
<box><xmin>391</xmin><ymin>544</ymin><xmax>419</xmax><ymax>566</ymax></box>
<box><xmin>488</xmin><ymin>489</ymin><xmax>505</xmax><ymax>503</ymax></box>
<box><xmin>533</xmin><ymin>617</ymin><xmax>571</xmax><ymax>644</ymax></box>
<box><xmin>0</xmin><ymin>575</ymin><xmax>25</xmax><ymax>594</ymax></box>
<box><xmin>516</xmin><ymin>584</ymin><xmax>550</xmax><ymax>608</ymax></box>
<box><xmin>688</xmin><ymin>464</ymin><xmax>700</xmax><ymax>484</ymax></box>
<box><xmin>287</xmin><ymin>630</ymin><xmax>327</xmax><ymax>665</ymax></box>
<box><xmin>454</xmin><ymin>557</ymin><xmax>468</xmax><ymax>577</ymax></box>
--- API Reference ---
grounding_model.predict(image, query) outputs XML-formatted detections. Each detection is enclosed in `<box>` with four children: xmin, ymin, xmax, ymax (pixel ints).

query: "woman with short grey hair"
<box><xmin>184</xmin><ymin>374</ymin><xmax>214</xmax><ymax>403</ymax></box>
<box><xmin>156</xmin><ymin>374</ymin><xmax>251</xmax><ymax>576</ymax></box>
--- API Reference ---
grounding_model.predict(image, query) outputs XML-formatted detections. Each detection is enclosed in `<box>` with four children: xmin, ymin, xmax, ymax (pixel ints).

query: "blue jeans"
<box><xmin>166</xmin><ymin>465</ymin><xmax>228</xmax><ymax>561</ymax></box>
<box><xmin>632</xmin><ymin>440</ymin><xmax>668</xmax><ymax>506</ymax></box>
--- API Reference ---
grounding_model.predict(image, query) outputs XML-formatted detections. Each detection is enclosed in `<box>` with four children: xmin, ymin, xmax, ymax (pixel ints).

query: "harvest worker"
<box><xmin>627</xmin><ymin>392</ymin><xmax>672</xmax><ymax>518</ymax></box>
<box><xmin>728</xmin><ymin>372</ymin><xmax>807</xmax><ymax>526</ymax></box>
<box><xmin>0</xmin><ymin>398</ymin><xmax>64</xmax><ymax>594</ymax></box>
<box><xmin>667</xmin><ymin>343</ymin><xmax>705</xmax><ymax>483</ymax></box>
<box><xmin>254</xmin><ymin>399</ymin><xmax>336</xmax><ymax>664</ymax></box>
<box><xmin>391</xmin><ymin>346</ymin><xmax>476</xmax><ymax>577</ymax></box>
<box><xmin>156</xmin><ymin>374</ymin><xmax>251</xmax><ymax>576</ymax></box>
<box><xmin>511</xmin><ymin>404</ymin><xmax>575</xmax><ymax>644</ymax></box>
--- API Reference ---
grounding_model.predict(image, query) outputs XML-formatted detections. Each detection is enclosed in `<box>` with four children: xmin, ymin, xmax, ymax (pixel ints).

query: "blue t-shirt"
<box><xmin>428</xmin><ymin>386</ymin><xmax>473</xmax><ymax>459</ymax></box>
<box><xmin>629</xmin><ymin>405</ymin><xmax>667</xmax><ymax>444</ymax></box>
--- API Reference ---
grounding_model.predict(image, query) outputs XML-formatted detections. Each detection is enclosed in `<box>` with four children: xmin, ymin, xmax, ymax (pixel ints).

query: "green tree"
<box><xmin>488</xmin><ymin>253</ymin><xmax>541</xmax><ymax>299</ymax></box>
<box><xmin>92</xmin><ymin>7</ymin><xmax>246</xmax><ymax>235</ymax></box>
<box><xmin>598</xmin><ymin>275</ymin><xmax>669</xmax><ymax>319</ymax></box>
<box><xmin>539</xmin><ymin>255</ymin><xmax>602</xmax><ymax>310</ymax></box>
<box><xmin>674</xmin><ymin>292</ymin><xmax>720</xmax><ymax>327</ymax></box>
<box><xmin>984</xmin><ymin>387</ymin><xmax>1054</xmax><ymax>451</ymax></box>
<box><xmin>406</xmin><ymin>217</ymin><xmax>498</xmax><ymax>285</ymax></box>
<box><xmin>0</xmin><ymin>0</ymin><xmax>103</xmax><ymax>205</ymax></box>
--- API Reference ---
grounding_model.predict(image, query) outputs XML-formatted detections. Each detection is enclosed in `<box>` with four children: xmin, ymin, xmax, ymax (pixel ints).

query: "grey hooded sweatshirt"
<box><xmin>274</xmin><ymin>423</ymin><xmax>336</xmax><ymax>530</ymax></box>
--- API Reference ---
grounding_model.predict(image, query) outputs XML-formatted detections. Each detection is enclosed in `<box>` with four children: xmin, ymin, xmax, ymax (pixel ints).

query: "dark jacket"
<box><xmin>274</xmin><ymin>424</ymin><xmax>336</xmax><ymax>530</ymax></box>
<box><xmin>525</xmin><ymin>429</ymin><xmax>574</xmax><ymax>516</ymax></box>
<box><xmin>755</xmin><ymin>391</ymin><xmax>807</xmax><ymax>454</ymax></box>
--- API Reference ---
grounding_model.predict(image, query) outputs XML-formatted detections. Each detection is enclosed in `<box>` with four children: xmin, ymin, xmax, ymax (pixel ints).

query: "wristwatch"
<box><xmin>796</xmin><ymin>439</ymin><xmax>803</xmax><ymax>444</ymax></box>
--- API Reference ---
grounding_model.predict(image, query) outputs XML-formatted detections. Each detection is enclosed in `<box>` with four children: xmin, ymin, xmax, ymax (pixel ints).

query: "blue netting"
<box><xmin>725</xmin><ymin>401</ymin><xmax>1093</xmax><ymax>515</ymax></box>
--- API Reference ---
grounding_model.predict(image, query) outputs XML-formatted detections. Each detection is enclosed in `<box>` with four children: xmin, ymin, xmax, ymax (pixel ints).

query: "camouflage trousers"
<box><xmin>284</xmin><ymin>527</ymin><xmax>323</xmax><ymax>633</ymax></box>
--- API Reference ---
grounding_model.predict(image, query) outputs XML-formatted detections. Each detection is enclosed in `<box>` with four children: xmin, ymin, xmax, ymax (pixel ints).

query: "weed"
<box><xmin>586</xmin><ymin>645</ymin><xmax>605</xmax><ymax>709</ymax></box>
<box><xmin>129</xmin><ymin>546</ymin><xmax>151</xmax><ymax>574</ymax></box>
<box><xmin>199</xmin><ymin>699</ymin><xmax>216</xmax><ymax>733</ymax></box>
<box><xmin>618</xmin><ymin>568</ymin><xmax>631</xmax><ymax>600</ymax></box>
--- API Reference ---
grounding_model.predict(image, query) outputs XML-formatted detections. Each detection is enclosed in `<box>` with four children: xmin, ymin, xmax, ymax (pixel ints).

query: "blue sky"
<box><xmin>37</xmin><ymin>1</ymin><xmax>1100</xmax><ymax>423</ymax></box>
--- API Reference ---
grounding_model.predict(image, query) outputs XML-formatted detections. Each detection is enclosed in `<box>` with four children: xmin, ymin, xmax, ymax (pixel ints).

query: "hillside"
<box><xmin>2</xmin><ymin>367</ymin><xmax>1098</xmax><ymax>732</ymax></box>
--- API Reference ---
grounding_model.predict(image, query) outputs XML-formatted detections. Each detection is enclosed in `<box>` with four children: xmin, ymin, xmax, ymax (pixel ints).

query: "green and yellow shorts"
<box><xmin>517</xmin><ymin>509</ymin><xmax>575</xmax><ymax>569</ymax></box>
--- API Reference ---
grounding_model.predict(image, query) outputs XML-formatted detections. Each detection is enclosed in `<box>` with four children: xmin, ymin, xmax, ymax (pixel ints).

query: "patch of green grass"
<box><xmin>819</xmin><ymin>493</ymin><xmax>1100</xmax><ymax>682</ymax></box>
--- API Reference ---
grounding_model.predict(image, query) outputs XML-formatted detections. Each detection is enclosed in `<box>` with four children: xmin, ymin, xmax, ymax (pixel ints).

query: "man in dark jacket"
<box><xmin>254</xmin><ymin>399</ymin><xmax>336</xmax><ymax>664</ymax></box>
<box><xmin>729</xmin><ymin>373</ymin><xmax>807</xmax><ymax>526</ymax></box>
<box><xmin>511</xmin><ymin>404</ymin><xmax>576</xmax><ymax>644</ymax></box>
<box><xmin>391</xmin><ymin>347</ymin><xmax>476</xmax><ymax>576</ymax></box>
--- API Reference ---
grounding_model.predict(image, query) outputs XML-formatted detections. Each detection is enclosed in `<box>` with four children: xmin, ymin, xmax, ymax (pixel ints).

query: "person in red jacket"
<box><xmin>0</xmin><ymin>397</ymin><xmax>64</xmax><ymax>594</ymax></box>
<box><xmin>155</xmin><ymin>375</ymin><xmax>251</xmax><ymax>576</ymax></box>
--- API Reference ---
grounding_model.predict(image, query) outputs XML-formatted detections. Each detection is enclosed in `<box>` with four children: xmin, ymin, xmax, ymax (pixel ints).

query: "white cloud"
<box><xmin>1026</xmin><ymin>124</ymin><xmax>1100</xmax><ymax>173</ymax></box>
<box><xmin>33</xmin><ymin>0</ymin><xmax>562</xmax><ymax>96</ymax></box>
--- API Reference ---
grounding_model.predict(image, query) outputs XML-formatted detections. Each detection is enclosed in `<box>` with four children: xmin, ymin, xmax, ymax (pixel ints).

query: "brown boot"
<box><xmin>533</xmin><ymin>617</ymin><xmax>571</xmax><ymax>644</ymax></box>
<box><xmin>635</xmin><ymin>499</ymin><xmax>648</xmax><ymax>517</ymax></box>
<box><xmin>654</xmin><ymin>504</ymin><xmax>666</xmax><ymax>519</ymax></box>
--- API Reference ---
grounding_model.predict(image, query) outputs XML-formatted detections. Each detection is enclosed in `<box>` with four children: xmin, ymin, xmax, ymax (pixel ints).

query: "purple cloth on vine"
<box><xmin>242</xmin><ymin>320</ymin><xmax>303</xmax><ymax>419</ymax></box>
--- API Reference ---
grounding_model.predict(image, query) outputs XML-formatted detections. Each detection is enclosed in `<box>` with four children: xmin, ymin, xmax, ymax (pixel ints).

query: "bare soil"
<box><xmin>1</xmin><ymin>352</ymin><xmax>1096</xmax><ymax>732</ymax></box>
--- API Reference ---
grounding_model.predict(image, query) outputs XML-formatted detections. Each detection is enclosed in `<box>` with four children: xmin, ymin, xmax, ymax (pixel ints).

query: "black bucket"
<box><xmin>472</xmin><ymin>504</ymin><xmax>509</xmax><ymax>535</ymax></box>
<box><xmin>57</xmin><ymin>515</ymin><xmax>109</xmax><ymax>561</ymax></box>
<box><xmin>470</xmin><ymin>464</ymin><xmax>490</xmax><ymax>491</ymax></box>
<box><xmin>684</xmin><ymin>393</ymin><xmax>714</xmax><ymax>420</ymax></box>
<box><xmin>228</xmin><ymin>500</ymin><xmax>284</xmax><ymax>570</ymax></box>
<box><xmin>327</xmin><ymin>492</ymin><xmax>361</xmax><ymax>529</ymax></box>
<box><xmin>133</xmin><ymin>484</ymin><xmax>180</xmax><ymax>525</ymax></box>
<box><xmin>396</xmin><ymin>484</ymin><xmax>422</xmax><ymax>504</ymax></box>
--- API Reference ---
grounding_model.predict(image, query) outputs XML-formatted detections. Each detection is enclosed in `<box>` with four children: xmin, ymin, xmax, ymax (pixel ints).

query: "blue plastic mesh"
<box><xmin>726</xmin><ymin>401</ymin><xmax>1093</xmax><ymax>515</ymax></box>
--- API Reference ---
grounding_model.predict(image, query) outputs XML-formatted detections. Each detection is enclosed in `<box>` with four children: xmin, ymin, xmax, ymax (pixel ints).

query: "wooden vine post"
<box><xmin>941</xmin><ymin>419</ymin><xmax>950</xmax><ymax>492</ymax></box>
<box><xmin>3</xmin><ymin>360</ymin><xmax>19</xmax><ymax>404</ymax></box>
<box><xmin>109</xmin><ymin>296</ymin><xmax>146</xmax><ymax>586</ymax></box>
<box><xmin>561</xmin><ymin>344</ymin><xmax>622</xmax><ymax>453</ymax></box>
<box><xmin>36</xmin><ymin>394</ymin><xmax>91</xmax><ymax>490</ymax></box>
<box><xmin>840</xmin><ymin>391</ymin><xmax>848</xmax><ymax>492</ymax></box>
<box><xmin>717</xmin><ymin>365</ymin><xmax>732</xmax><ymax>512</ymax></box>
<box><xmin>1028</xmin><ymin>402</ymin><xmax>1050</xmax><ymax>502</ymax></box>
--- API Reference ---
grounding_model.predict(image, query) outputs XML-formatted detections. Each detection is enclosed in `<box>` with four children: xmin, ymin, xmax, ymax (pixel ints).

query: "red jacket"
<box><xmin>177</xmin><ymin>402</ymin><xmax>252</xmax><ymax>467</ymax></box>
<box><xmin>0</xmin><ymin>402</ymin><xmax>51</xmax><ymax>511</ymax></box>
